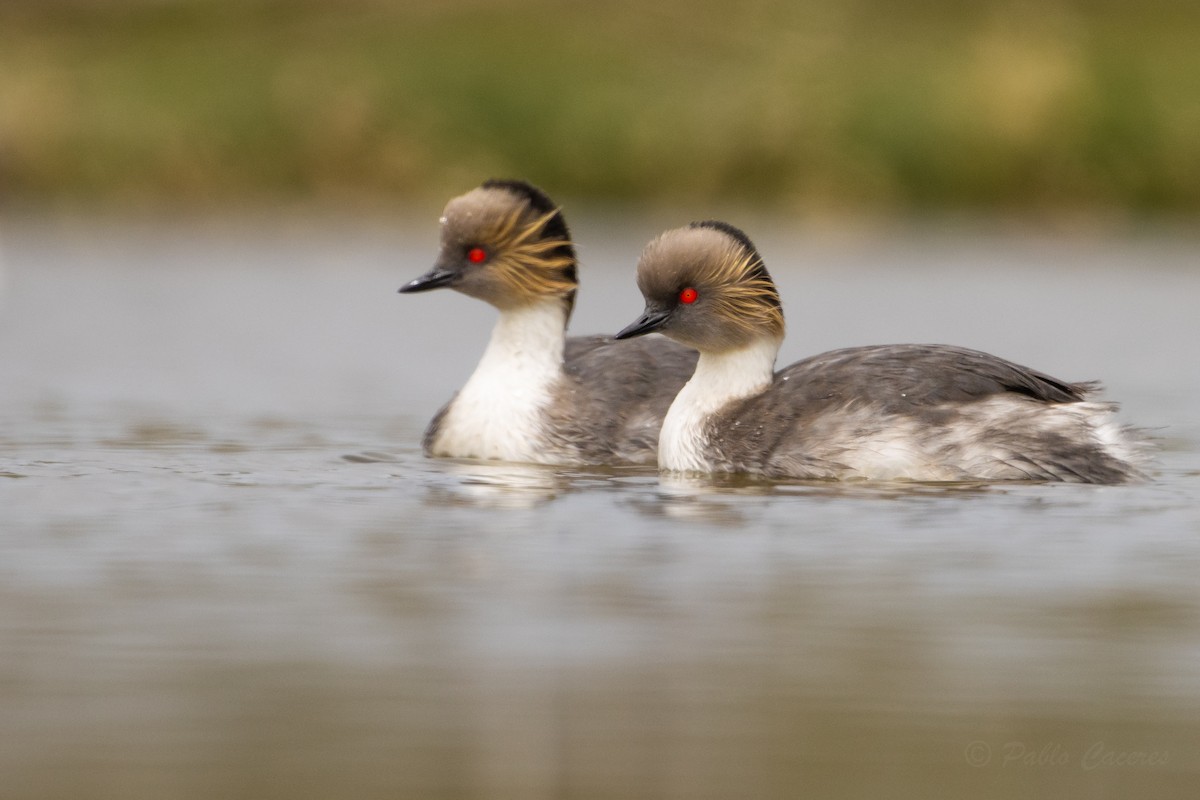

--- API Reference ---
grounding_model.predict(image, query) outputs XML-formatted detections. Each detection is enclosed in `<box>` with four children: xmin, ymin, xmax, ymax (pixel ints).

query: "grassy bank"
<box><xmin>1</xmin><ymin>0</ymin><xmax>1198</xmax><ymax>215</ymax></box>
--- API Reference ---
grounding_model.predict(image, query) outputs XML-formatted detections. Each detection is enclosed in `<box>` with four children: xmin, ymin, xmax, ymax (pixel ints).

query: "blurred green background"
<box><xmin>2</xmin><ymin>0</ymin><xmax>1198</xmax><ymax>216</ymax></box>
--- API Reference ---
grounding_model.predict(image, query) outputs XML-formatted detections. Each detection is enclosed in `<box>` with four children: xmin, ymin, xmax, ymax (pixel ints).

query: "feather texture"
<box><xmin>406</xmin><ymin>180</ymin><xmax>697</xmax><ymax>466</ymax></box>
<box><xmin>620</xmin><ymin>222</ymin><xmax>1149</xmax><ymax>483</ymax></box>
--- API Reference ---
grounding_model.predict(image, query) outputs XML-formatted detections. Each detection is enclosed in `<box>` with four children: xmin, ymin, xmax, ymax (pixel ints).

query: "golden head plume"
<box><xmin>480</xmin><ymin>206</ymin><xmax>578</xmax><ymax>303</ymax></box>
<box><xmin>635</xmin><ymin>222</ymin><xmax>785</xmax><ymax>349</ymax></box>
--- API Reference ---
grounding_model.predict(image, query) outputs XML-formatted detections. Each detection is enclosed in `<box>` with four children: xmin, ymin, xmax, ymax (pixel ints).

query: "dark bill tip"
<box><xmin>614</xmin><ymin>308</ymin><xmax>671</xmax><ymax>340</ymax></box>
<box><xmin>398</xmin><ymin>267</ymin><xmax>456</xmax><ymax>293</ymax></box>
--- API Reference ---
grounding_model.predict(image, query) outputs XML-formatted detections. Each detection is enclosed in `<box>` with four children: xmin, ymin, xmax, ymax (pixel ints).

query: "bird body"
<box><xmin>401</xmin><ymin>180</ymin><xmax>696</xmax><ymax>466</ymax></box>
<box><xmin>617</xmin><ymin>221</ymin><xmax>1148</xmax><ymax>483</ymax></box>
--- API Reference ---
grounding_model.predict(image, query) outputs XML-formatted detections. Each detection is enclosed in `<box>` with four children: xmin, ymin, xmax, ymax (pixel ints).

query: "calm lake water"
<box><xmin>2</xmin><ymin>215</ymin><xmax>1199</xmax><ymax>798</ymax></box>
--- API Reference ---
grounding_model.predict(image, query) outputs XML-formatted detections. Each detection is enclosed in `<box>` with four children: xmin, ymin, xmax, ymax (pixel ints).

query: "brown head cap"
<box><xmin>402</xmin><ymin>180</ymin><xmax>578</xmax><ymax>319</ymax></box>
<box><xmin>618</xmin><ymin>221</ymin><xmax>784</xmax><ymax>351</ymax></box>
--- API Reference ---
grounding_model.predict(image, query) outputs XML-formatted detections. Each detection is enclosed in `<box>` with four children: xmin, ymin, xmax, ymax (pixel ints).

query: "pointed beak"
<box><xmin>615</xmin><ymin>307</ymin><xmax>671</xmax><ymax>340</ymax></box>
<box><xmin>399</xmin><ymin>265</ymin><xmax>457</xmax><ymax>293</ymax></box>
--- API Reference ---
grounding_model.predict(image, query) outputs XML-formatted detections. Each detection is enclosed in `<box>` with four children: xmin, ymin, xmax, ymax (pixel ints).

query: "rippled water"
<box><xmin>2</xmin><ymin>216</ymin><xmax>1199</xmax><ymax>798</ymax></box>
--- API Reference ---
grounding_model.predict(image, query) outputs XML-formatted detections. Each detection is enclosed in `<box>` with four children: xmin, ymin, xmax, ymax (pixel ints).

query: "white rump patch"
<box><xmin>814</xmin><ymin>396</ymin><xmax>1146</xmax><ymax>481</ymax></box>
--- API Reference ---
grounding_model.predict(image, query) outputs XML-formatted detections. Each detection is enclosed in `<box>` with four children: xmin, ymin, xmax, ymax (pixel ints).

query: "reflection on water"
<box><xmin>644</xmin><ymin>472</ymin><xmax>1003</xmax><ymax>524</ymax></box>
<box><xmin>427</xmin><ymin>459</ymin><xmax>575</xmax><ymax>509</ymax></box>
<box><xmin>1</xmin><ymin>219</ymin><xmax>1199</xmax><ymax>799</ymax></box>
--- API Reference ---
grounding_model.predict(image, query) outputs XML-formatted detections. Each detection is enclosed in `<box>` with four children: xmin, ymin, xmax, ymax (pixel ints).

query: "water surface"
<box><xmin>2</xmin><ymin>217</ymin><xmax>1198</xmax><ymax>798</ymax></box>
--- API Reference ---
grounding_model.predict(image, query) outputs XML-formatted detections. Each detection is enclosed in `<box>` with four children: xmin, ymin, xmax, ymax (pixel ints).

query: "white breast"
<box><xmin>428</xmin><ymin>302</ymin><xmax>566</xmax><ymax>463</ymax></box>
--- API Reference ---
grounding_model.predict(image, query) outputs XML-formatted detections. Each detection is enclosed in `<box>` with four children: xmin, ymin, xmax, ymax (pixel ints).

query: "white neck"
<box><xmin>428</xmin><ymin>300</ymin><xmax>568</xmax><ymax>462</ymax></box>
<box><xmin>658</xmin><ymin>336</ymin><xmax>780</xmax><ymax>472</ymax></box>
<box><xmin>478</xmin><ymin>300</ymin><xmax>567</xmax><ymax>377</ymax></box>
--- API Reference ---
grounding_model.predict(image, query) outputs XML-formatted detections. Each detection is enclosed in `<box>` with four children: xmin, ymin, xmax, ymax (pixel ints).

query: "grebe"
<box><xmin>615</xmin><ymin>221</ymin><xmax>1147</xmax><ymax>483</ymax></box>
<box><xmin>400</xmin><ymin>180</ymin><xmax>696</xmax><ymax>466</ymax></box>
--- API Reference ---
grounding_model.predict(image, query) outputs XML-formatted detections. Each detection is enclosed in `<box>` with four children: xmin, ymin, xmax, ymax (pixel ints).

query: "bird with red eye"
<box><xmin>466</xmin><ymin>247</ymin><xmax>488</xmax><ymax>264</ymax></box>
<box><xmin>679</xmin><ymin>287</ymin><xmax>698</xmax><ymax>304</ymax></box>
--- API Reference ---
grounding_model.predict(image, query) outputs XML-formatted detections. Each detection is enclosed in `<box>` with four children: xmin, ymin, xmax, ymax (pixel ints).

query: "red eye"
<box><xmin>679</xmin><ymin>287</ymin><xmax>698</xmax><ymax>304</ymax></box>
<box><xmin>467</xmin><ymin>247</ymin><xmax>487</xmax><ymax>264</ymax></box>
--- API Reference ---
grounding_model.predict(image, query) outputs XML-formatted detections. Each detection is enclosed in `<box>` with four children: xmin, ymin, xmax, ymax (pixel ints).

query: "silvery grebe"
<box><xmin>615</xmin><ymin>221</ymin><xmax>1147</xmax><ymax>483</ymax></box>
<box><xmin>400</xmin><ymin>180</ymin><xmax>696</xmax><ymax>466</ymax></box>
